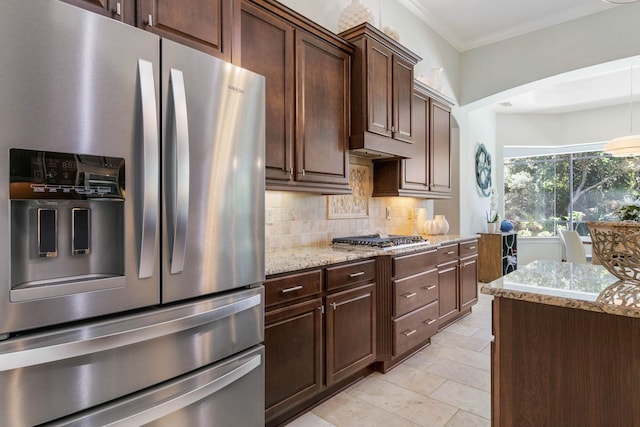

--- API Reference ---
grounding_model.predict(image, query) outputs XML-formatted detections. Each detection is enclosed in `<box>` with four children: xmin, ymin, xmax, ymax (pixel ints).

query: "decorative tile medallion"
<box><xmin>327</xmin><ymin>164</ymin><xmax>369</xmax><ymax>219</ymax></box>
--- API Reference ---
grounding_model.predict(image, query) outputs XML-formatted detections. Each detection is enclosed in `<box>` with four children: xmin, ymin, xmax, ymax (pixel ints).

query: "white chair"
<box><xmin>559</xmin><ymin>229</ymin><xmax>589</xmax><ymax>264</ymax></box>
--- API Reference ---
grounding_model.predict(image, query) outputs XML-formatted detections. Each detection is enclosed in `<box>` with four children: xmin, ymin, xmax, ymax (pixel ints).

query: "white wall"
<box><xmin>459</xmin><ymin>3</ymin><xmax>640</xmax><ymax>106</ymax></box>
<box><xmin>497</xmin><ymin>104</ymin><xmax>640</xmax><ymax>148</ymax></box>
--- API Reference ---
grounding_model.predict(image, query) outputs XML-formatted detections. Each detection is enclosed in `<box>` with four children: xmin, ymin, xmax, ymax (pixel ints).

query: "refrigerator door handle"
<box><xmin>0</xmin><ymin>292</ymin><xmax>261</xmax><ymax>371</ymax></box>
<box><xmin>168</xmin><ymin>68</ymin><xmax>190</xmax><ymax>275</ymax></box>
<box><xmin>110</xmin><ymin>354</ymin><xmax>261</xmax><ymax>426</ymax></box>
<box><xmin>138</xmin><ymin>59</ymin><xmax>159</xmax><ymax>279</ymax></box>
<box><xmin>124</xmin><ymin>354</ymin><xmax>262</xmax><ymax>426</ymax></box>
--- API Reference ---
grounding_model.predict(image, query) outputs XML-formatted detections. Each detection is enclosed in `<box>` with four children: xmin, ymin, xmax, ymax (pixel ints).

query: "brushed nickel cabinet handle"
<box><xmin>111</xmin><ymin>2</ymin><xmax>121</xmax><ymax>16</ymax></box>
<box><xmin>447</xmin><ymin>250</ymin><xmax>455</xmax><ymax>255</ymax></box>
<box><xmin>423</xmin><ymin>285</ymin><xmax>436</xmax><ymax>290</ymax></box>
<box><xmin>402</xmin><ymin>292</ymin><xmax>417</xmax><ymax>299</ymax></box>
<box><xmin>424</xmin><ymin>319</ymin><xmax>436</xmax><ymax>325</ymax></box>
<box><xmin>468</xmin><ymin>246</ymin><xmax>476</xmax><ymax>250</ymax></box>
<box><xmin>281</xmin><ymin>285</ymin><xmax>303</xmax><ymax>294</ymax></box>
<box><xmin>349</xmin><ymin>271</ymin><xmax>365</xmax><ymax>278</ymax></box>
<box><xmin>330</xmin><ymin>293</ymin><xmax>370</xmax><ymax>310</ymax></box>
<box><xmin>403</xmin><ymin>329</ymin><xmax>417</xmax><ymax>337</ymax></box>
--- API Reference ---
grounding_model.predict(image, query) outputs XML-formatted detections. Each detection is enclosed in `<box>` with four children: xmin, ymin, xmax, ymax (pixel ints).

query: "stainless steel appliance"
<box><xmin>0</xmin><ymin>1</ymin><xmax>265</xmax><ymax>425</ymax></box>
<box><xmin>332</xmin><ymin>234</ymin><xmax>429</xmax><ymax>250</ymax></box>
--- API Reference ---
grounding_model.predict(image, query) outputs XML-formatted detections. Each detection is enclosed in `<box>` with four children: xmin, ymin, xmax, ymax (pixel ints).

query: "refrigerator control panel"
<box><xmin>9</xmin><ymin>148</ymin><xmax>124</xmax><ymax>200</ymax></box>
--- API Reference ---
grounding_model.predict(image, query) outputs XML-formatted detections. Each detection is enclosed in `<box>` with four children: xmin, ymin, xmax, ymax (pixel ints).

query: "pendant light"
<box><xmin>604</xmin><ymin>67</ymin><xmax>640</xmax><ymax>157</ymax></box>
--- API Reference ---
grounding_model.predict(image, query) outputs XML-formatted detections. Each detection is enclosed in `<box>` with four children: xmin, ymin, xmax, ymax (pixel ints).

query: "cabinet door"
<box><xmin>265</xmin><ymin>298</ymin><xmax>323</xmax><ymax>421</ymax></box>
<box><xmin>437</xmin><ymin>261</ymin><xmax>459</xmax><ymax>328</ymax></box>
<box><xmin>240</xmin><ymin>2</ymin><xmax>294</xmax><ymax>182</ymax></box>
<box><xmin>61</xmin><ymin>0</ymin><xmax>135</xmax><ymax>24</ymax></box>
<box><xmin>295</xmin><ymin>31</ymin><xmax>350</xmax><ymax>186</ymax></box>
<box><xmin>402</xmin><ymin>89</ymin><xmax>429</xmax><ymax>190</ymax></box>
<box><xmin>326</xmin><ymin>283</ymin><xmax>376</xmax><ymax>386</ymax></box>
<box><xmin>392</xmin><ymin>55</ymin><xmax>414</xmax><ymax>143</ymax></box>
<box><xmin>365</xmin><ymin>39</ymin><xmax>393</xmax><ymax>138</ymax></box>
<box><xmin>429</xmin><ymin>99</ymin><xmax>452</xmax><ymax>194</ymax></box>
<box><xmin>138</xmin><ymin>0</ymin><xmax>233</xmax><ymax>61</ymax></box>
<box><xmin>460</xmin><ymin>255</ymin><xmax>478</xmax><ymax>311</ymax></box>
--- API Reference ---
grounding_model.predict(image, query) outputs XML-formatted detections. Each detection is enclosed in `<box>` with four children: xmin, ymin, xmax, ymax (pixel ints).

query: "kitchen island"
<box><xmin>481</xmin><ymin>260</ymin><xmax>640</xmax><ymax>426</ymax></box>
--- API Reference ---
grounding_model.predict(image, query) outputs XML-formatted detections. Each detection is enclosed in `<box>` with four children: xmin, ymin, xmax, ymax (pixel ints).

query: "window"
<box><xmin>504</xmin><ymin>150</ymin><xmax>640</xmax><ymax>237</ymax></box>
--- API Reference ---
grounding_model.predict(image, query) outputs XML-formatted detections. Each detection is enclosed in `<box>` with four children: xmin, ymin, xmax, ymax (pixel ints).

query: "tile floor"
<box><xmin>286</xmin><ymin>286</ymin><xmax>493</xmax><ymax>427</ymax></box>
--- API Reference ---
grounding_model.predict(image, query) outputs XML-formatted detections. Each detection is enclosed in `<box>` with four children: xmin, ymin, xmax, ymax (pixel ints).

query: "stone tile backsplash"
<box><xmin>265</xmin><ymin>159</ymin><xmax>434</xmax><ymax>252</ymax></box>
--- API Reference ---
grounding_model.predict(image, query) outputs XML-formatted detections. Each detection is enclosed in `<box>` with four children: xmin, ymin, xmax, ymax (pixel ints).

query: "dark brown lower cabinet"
<box><xmin>438</xmin><ymin>239</ymin><xmax>479</xmax><ymax>330</ymax></box>
<box><xmin>460</xmin><ymin>254</ymin><xmax>479</xmax><ymax>311</ymax></box>
<box><xmin>325</xmin><ymin>283</ymin><xmax>376</xmax><ymax>386</ymax></box>
<box><xmin>265</xmin><ymin>297</ymin><xmax>323</xmax><ymax>421</ymax></box>
<box><xmin>437</xmin><ymin>260</ymin><xmax>459</xmax><ymax>328</ymax></box>
<box><xmin>264</xmin><ymin>260</ymin><xmax>376</xmax><ymax>426</ymax></box>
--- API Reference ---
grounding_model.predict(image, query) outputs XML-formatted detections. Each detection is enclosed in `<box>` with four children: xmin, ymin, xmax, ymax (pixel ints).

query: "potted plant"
<box><xmin>486</xmin><ymin>210</ymin><xmax>499</xmax><ymax>233</ymax></box>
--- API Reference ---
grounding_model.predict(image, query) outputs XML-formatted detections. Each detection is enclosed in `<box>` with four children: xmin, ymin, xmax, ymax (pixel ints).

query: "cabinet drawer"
<box><xmin>393</xmin><ymin>250</ymin><xmax>437</xmax><ymax>278</ymax></box>
<box><xmin>326</xmin><ymin>259</ymin><xmax>376</xmax><ymax>291</ymax></box>
<box><xmin>437</xmin><ymin>244</ymin><xmax>459</xmax><ymax>264</ymax></box>
<box><xmin>393</xmin><ymin>301</ymin><xmax>438</xmax><ymax>356</ymax></box>
<box><xmin>459</xmin><ymin>240</ymin><xmax>478</xmax><ymax>258</ymax></box>
<box><xmin>264</xmin><ymin>270</ymin><xmax>322</xmax><ymax>307</ymax></box>
<box><xmin>393</xmin><ymin>268</ymin><xmax>438</xmax><ymax>317</ymax></box>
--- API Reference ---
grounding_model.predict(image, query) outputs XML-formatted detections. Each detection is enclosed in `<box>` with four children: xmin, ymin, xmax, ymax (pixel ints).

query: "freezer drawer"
<box><xmin>0</xmin><ymin>286</ymin><xmax>263</xmax><ymax>426</ymax></box>
<box><xmin>45</xmin><ymin>346</ymin><xmax>265</xmax><ymax>427</ymax></box>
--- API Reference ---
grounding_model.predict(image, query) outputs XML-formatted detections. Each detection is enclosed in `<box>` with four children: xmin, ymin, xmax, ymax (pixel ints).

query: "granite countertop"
<box><xmin>481</xmin><ymin>259</ymin><xmax>640</xmax><ymax>318</ymax></box>
<box><xmin>266</xmin><ymin>234</ymin><xmax>478</xmax><ymax>276</ymax></box>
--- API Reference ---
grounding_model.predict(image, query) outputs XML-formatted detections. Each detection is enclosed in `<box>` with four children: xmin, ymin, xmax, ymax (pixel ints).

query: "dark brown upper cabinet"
<box><xmin>429</xmin><ymin>97</ymin><xmax>452</xmax><ymax>196</ymax></box>
<box><xmin>61</xmin><ymin>0</ymin><xmax>136</xmax><ymax>24</ymax></box>
<box><xmin>138</xmin><ymin>0</ymin><xmax>236</xmax><ymax>62</ymax></box>
<box><xmin>340</xmin><ymin>23</ymin><xmax>421</xmax><ymax>159</ymax></box>
<box><xmin>240</xmin><ymin>0</ymin><xmax>353</xmax><ymax>194</ymax></box>
<box><xmin>372</xmin><ymin>80</ymin><xmax>453</xmax><ymax>198</ymax></box>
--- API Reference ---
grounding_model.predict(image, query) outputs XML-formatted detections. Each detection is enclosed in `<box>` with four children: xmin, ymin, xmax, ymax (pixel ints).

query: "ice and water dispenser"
<box><xmin>10</xmin><ymin>149</ymin><xmax>125</xmax><ymax>301</ymax></box>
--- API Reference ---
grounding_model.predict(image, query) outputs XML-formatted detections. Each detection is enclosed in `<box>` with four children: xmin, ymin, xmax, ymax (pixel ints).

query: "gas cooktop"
<box><xmin>332</xmin><ymin>234</ymin><xmax>429</xmax><ymax>250</ymax></box>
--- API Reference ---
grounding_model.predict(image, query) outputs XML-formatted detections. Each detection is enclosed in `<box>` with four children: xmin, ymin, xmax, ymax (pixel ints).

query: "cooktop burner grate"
<box><xmin>332</xmin><ymin>234</ymin><xmax>427</xmax><ymax>249</ymax></box>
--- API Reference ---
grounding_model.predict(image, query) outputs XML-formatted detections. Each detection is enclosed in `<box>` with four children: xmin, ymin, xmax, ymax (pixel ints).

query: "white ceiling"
<box><xmin>395</xmin><ymin>0</ymin><xmax>639</xmax><ymax>114</ymax></box>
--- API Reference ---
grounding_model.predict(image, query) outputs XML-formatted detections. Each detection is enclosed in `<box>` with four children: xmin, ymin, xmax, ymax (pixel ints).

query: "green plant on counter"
<box><xmin>616</xmin><ymin>204</ymin><xmax>640</xmax><ymax>222</ymax></box>
<box><xmin>486</xmin><ymin>210</ymin><xmax>499</xmax><ymax>223</ymax></box>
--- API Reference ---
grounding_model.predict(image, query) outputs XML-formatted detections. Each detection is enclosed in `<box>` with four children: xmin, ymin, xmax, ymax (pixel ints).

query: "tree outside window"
<box><xmin>504</xmin><ymin>151</ymin><xmax>640</xmax><ymax>237</ymax></box>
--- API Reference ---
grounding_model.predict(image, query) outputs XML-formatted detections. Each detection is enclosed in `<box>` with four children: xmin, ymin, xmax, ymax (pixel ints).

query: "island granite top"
<box><xmin>265</xmin><ymin>234</ymin><xmax>478</xmax><ymax>276</ymax></box>
<box><xmin>481</xmin><ymin>259</ymin><xmax>640</xmax><ymax>318</ymax></box>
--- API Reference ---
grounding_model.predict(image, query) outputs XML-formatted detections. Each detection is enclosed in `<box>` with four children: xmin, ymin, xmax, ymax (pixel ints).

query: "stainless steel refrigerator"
<box><xmin>0</xmin><ymin>1</ymin><xmax>266</xmax><ymax>425</ymax></box>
